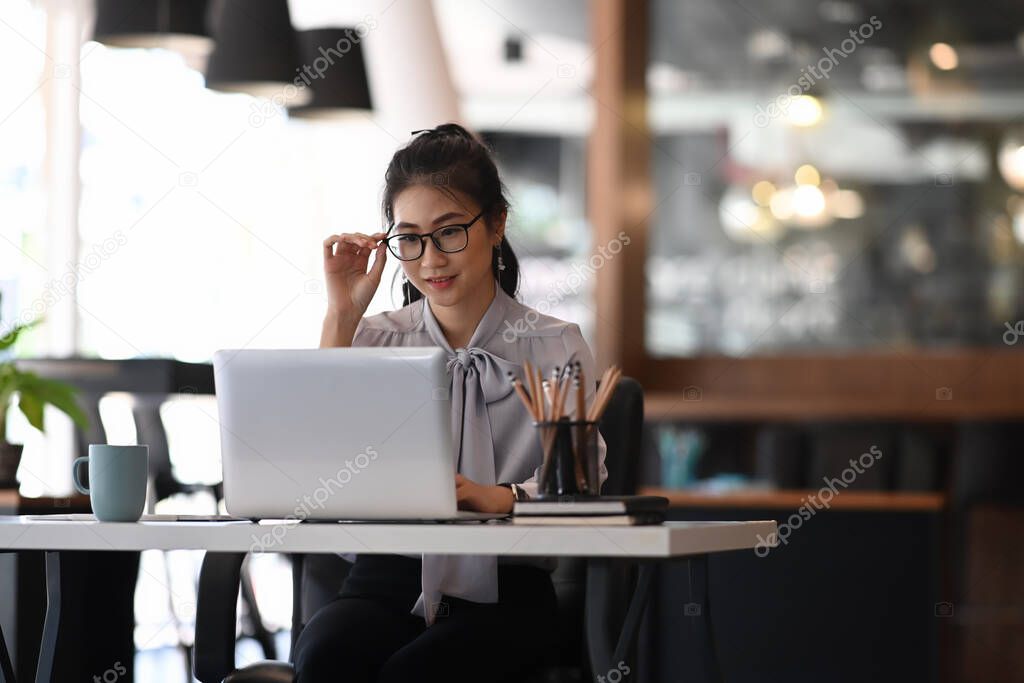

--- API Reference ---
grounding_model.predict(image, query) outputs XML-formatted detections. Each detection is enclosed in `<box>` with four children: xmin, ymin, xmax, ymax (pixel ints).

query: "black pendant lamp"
<box><xmin>204</xmin><ymin>0</ymin><xmax>309</xmax><ymax>104</ymax></box>
<box><xmin>93</xmin><ymin>0</ymin><xmax>213</xmax><ymax>67</ymax></box>
<box><xmin>288</xmin><ymin>28</ymin><xmax>373</xmax><ymax>120</ymax></box>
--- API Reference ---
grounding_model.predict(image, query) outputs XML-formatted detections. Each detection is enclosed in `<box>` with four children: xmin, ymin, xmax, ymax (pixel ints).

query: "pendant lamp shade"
<box><xmin>93</xmin><ymin>0</ymin><xmax>213</xmax><ymax>67</ymax></box>
<box><xmin>288</xmin><ymin>28</ymin><xmax>373</xmax><ymax>120</ymax></box>
<box><xmin>204</xmin><ymin>0</ymin><xmax>309</xmax><ymax>104</ymax></box>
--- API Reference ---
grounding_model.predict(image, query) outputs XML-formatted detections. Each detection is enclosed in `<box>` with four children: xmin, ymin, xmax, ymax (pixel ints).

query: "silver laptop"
<box><xmin>213</xmin><ymin>347</ymin><xmax>501</xmax><ymax>521</ymax></box>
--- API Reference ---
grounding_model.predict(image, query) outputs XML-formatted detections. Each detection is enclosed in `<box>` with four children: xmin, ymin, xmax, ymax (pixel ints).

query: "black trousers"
<box><xmin>292</xmin><ymin>554</ymin><xmax>557</xmax><ymax>683</ymax></box>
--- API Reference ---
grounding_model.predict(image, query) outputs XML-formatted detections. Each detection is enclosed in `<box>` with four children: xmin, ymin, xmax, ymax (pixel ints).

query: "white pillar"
<box><xmin>34</xmin><ymin>0</ymin><xmax>86</xmax><ymax>495</ymax></box>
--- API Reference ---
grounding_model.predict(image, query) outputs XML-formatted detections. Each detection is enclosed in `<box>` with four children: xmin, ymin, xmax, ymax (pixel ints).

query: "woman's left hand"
<box><xmin>455</xmin><ymin>474</ymin><xmax>514</xmax><ymax>514</ymax></box>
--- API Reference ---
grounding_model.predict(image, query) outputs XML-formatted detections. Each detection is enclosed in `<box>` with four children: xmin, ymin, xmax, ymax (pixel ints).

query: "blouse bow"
<box><xmin>412</xmin><ymin>297</ymin><xmax>519</xmax><ymax>624</ymax></box>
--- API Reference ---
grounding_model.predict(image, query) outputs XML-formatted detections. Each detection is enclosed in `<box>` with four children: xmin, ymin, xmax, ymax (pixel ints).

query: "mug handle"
<box><xmin>72</xmin><ymin>456</ymin><xmax>90</xmax><ymax>495</ymax></box>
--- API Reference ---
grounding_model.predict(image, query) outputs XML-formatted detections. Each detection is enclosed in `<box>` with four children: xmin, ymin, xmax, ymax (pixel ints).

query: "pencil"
<box><xmin>575</xmin><ymin>363</ymin><xmax>585</xmax><ymax>422</ymax></box>
<box><xmin>541</xmin><ymin>380</ymin><xmax>552</xmax><ymax>420</ymax></box>
<box><xmin>533</xmin><ymin>365</ymin><xmax>545</xmax><ymax>420</ymax></box>
<box><xmin>585</xmin><ymin>368</ymin><xmax>605</xmax><ymax>421</ymax></box>
<box><xmin>523</xmin><ymin>361</ymin><xmax>541</xmax><ymax>421</ymax></box>
<box><xmin>586</xmin><ymin>366</ymin><xmax>616</xmax><ymax>421</ymax></box>
<box><xmin>553</xmin><ymin>371</ymin><xmax>570</xmax><ymax>419</ymax></box>
<box><xmin>508</xmin><ymin>371</ymin><xmax>537</xmax><ymax>421</ymax></box>
<box><xmin>589</xmin><ymin>366</ymin><xmax>621</xmax><ymax>421</ymax></box>
<box><xmin>570</xmin><ymin>374</ymin><xmax>588</xmax><ymax>492</ymax></box>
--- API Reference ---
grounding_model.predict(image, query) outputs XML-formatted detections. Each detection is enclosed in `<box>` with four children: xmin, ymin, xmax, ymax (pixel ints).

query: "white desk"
<box><xmin>0</xmin><ymin>516</ymin><xmax>774</xmax><ymax>556</ymax></box>
<box><xmin>0</xmin><ymin>517</ymin><xmax>776</xmax><ymax>683</ymax></box>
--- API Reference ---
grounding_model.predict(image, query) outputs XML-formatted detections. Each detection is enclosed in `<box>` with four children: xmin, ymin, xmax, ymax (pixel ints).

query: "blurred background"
<box><xmin>2</xmin><ymin>0</ymin><xmax>1024</xmax><ymax>681</ymax></box>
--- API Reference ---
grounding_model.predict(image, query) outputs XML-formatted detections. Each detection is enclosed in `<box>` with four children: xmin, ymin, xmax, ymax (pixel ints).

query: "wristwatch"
<box><xmin>498</xmin><ymin>482</ymin><xmax>529</xmax><ymax>503</ymax></box>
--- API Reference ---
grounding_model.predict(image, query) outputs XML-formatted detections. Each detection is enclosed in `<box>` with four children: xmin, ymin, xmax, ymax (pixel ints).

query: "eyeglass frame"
<box><xmin>382</xmin><ymin>207</ymin><xmax>490</xmax><ymax>261</ymax></box>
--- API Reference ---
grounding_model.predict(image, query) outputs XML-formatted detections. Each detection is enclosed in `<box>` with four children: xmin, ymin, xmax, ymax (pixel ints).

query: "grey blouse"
<box><xmin>351</xmin><ymin>286</ymin><xmax>608</xmax><ymax>623</ymax></box>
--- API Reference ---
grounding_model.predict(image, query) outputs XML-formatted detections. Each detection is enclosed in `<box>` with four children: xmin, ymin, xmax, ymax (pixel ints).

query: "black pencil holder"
<box><xmin>533</xmin><ymin>419</ymin><xmax>600</xmax><ymax>498</ymax></box>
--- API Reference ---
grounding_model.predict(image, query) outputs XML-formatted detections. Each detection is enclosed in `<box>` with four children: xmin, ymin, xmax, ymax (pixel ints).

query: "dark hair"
<box><xmin>382</xmin><ymin>122</ymin><xmax>520</xmax><ymax>306</ymax></box>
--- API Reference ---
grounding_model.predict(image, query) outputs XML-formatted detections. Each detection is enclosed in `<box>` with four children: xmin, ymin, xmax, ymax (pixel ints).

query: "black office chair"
<box><xmin>193</xmin><ymin>377</ymin><xmax>645</xmax><ymax>683</ymax></box>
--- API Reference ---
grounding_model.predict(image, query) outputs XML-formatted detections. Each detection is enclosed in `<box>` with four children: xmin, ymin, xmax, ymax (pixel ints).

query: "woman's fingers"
<box><xmin>367</xmin><ymin>240</ymin><xmax>387</xmax><ymax>284</ymax></box>
<box><xmin>349</xmin><ymin>231</ymin><xmax>383</xmax><ymax>250</ymax></box>
<box><xmin>323</xmin><ymin>233</ymin><xmax>381</xmax><ymax>259</ymax></box>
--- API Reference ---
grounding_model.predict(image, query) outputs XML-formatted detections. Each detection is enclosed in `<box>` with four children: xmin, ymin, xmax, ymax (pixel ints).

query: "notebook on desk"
<box><xmin>513</xmin><ymin>495</ymin><xmax>670</xmax><ymax>516</ymax></box>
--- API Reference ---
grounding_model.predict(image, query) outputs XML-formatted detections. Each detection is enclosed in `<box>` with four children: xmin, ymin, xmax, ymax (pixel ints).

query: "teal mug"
<box><xmin>72</xmin><ymin>444</ymin><xmax>148</xmax><ymax>522</ymax></box>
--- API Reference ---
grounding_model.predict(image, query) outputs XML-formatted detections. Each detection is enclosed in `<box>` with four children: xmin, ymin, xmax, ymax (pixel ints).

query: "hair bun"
<box><xmin>410</xmin><ymin>123</ymin><xmax>475</xmax><ymax>140</ymax></box>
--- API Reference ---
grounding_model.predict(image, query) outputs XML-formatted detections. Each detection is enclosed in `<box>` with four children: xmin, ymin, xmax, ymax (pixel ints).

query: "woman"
<box><xmin>296</xmin><ymin>123</ymin><xmax>607</xmax><ymax>682</ymax></box>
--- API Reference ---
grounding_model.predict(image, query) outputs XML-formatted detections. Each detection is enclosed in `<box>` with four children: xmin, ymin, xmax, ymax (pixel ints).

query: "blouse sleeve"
<box><xmin>351</xmin><ymin>317</ymin><xmax>371</xmax><ymax>347</ymax></box>
<box><xmin>350</xmin><ymin>317</ymin><xmax>402</xmax><ymax>349</ymax></box>
<box><xmin>517</xmin><ymin>324</ymin><xmax>609</xmax><ymax>498</ymax></box>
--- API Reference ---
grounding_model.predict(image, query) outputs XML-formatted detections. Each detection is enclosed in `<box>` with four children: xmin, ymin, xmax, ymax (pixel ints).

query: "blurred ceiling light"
<box><xmin>929</xmin><ymin>42</ymin><xmax>959</xmax><ymax>71</ymax></box>
<box><xmin>899</xmin><ymin>225</ymin><xmax>936</xmax><ymax>273</ymax></box>
<box><xmin>769</xmin><ymin>186</ymin><xmax>795</xmax><ymax>221</ymax></box>
<box><xmin>830</xmin><ymin>189</ymin><xmax>865</xmax><ymax>219</ymax></box>
<box><xmin>205</xmin><ymin>0</ymin><xmax>310</xmax><ymax>104</ymax></box>
<box><xmin>997</xmin><ymin>137</ymin><xmax>1024</xmax><ymax>191</ymax></box>
<box><xmin>861</xmin><ymin>62</ymin><xmax>906</xmax><ymax>91</ymax></box>
<box><xmin>1012</xmin><ymin>205</ymin><xmax>1024</xmax><ymax>245</ymax></box>
<box><xmin>287</xmin><ymin>28</ymin><xmax>372</xmax><ymax>120</ymax></box>
<box><xmin>787</xmin><ymin>95</ymin><xmax>823</xmax><ymax>127</ymax></box>
<box><xmin>93</xmin><ymin>0</ymin><xmax>213</xmax><ymax>69</ymax></box>
<box><xmin>751</xmin><ymin>180</ymin><xmax>776</xmax><ymax>207</ymax></box>
<box><xmin>747</xmin><ymin>29</ymin><xmax>790</xmax><ymax>61</ymax></box>
<box><xmin>794</xmin><ymin>164</ymin><xmax>821</xmax><ymax>186</ymax></box>
<box><xmin>647</xmin><ymin>64</ymin><xmax>694</xmax><ymax>93</ymax></box>
<box><xmin>719</xmin><ymin>187</ymin><xmax>785</xmax><ymax>244</ymax></box>
<box><xmin>818</xmin><ymin>1</ymin><xmax>861</xmax><ymax>23</ymax></box>
<box><xmin>792</xmin><ymin>185</ymin><xmax>830</xmax><ymax>228</ymax></box>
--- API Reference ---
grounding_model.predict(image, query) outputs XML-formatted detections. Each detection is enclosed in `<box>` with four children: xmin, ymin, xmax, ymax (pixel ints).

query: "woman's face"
<box><xmin>390</xmin><ymin>184</ymin><xmax>503</xmax><ymax>308</ymax></box>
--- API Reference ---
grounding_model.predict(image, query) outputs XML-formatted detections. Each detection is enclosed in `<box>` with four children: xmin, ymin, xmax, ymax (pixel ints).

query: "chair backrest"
<box><xmin>596</xmin><ymin>376</ymin><xmax>644</xmax><ymax>496</ymax></box>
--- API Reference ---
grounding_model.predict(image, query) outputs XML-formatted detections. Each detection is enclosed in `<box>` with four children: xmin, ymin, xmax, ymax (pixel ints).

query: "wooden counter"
<box><xmin>642</xmin><ymin>486</ymin><xmax>947</xmax><ymax>512</ymax></box>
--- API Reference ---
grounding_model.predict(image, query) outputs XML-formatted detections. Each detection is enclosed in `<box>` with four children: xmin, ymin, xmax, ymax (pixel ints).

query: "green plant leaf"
<box><xmin>20</xmin><ymin>374</ymin><xmax>89</xmax><ymax>431</ymax></box>
<box><xmin>9</xmin><ymin>371</ymin><xmax>89</xmax><ymax>432</ymax></box>
<box><xmin>0</xmin><ymin>318</ymin><xmax>42</xmax><ymax>351</ymax></box>
<box><xmin>17</xmin><ymin>390</ymin><xmax>45</xmax><ymax>432</ymax></box>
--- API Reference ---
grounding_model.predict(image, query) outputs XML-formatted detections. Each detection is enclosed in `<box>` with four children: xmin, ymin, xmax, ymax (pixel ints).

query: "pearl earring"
<box><xmin>496</xmin><ymin>245</ymin><xmax>506</xmax><ymax>272</ymax></box>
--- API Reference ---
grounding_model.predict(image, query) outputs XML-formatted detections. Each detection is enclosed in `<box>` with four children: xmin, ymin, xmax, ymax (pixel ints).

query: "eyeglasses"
<box><xmin>383</xmin><ymin>209</ymin><xmax>487</xmax><ymax>261</ymax></box>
